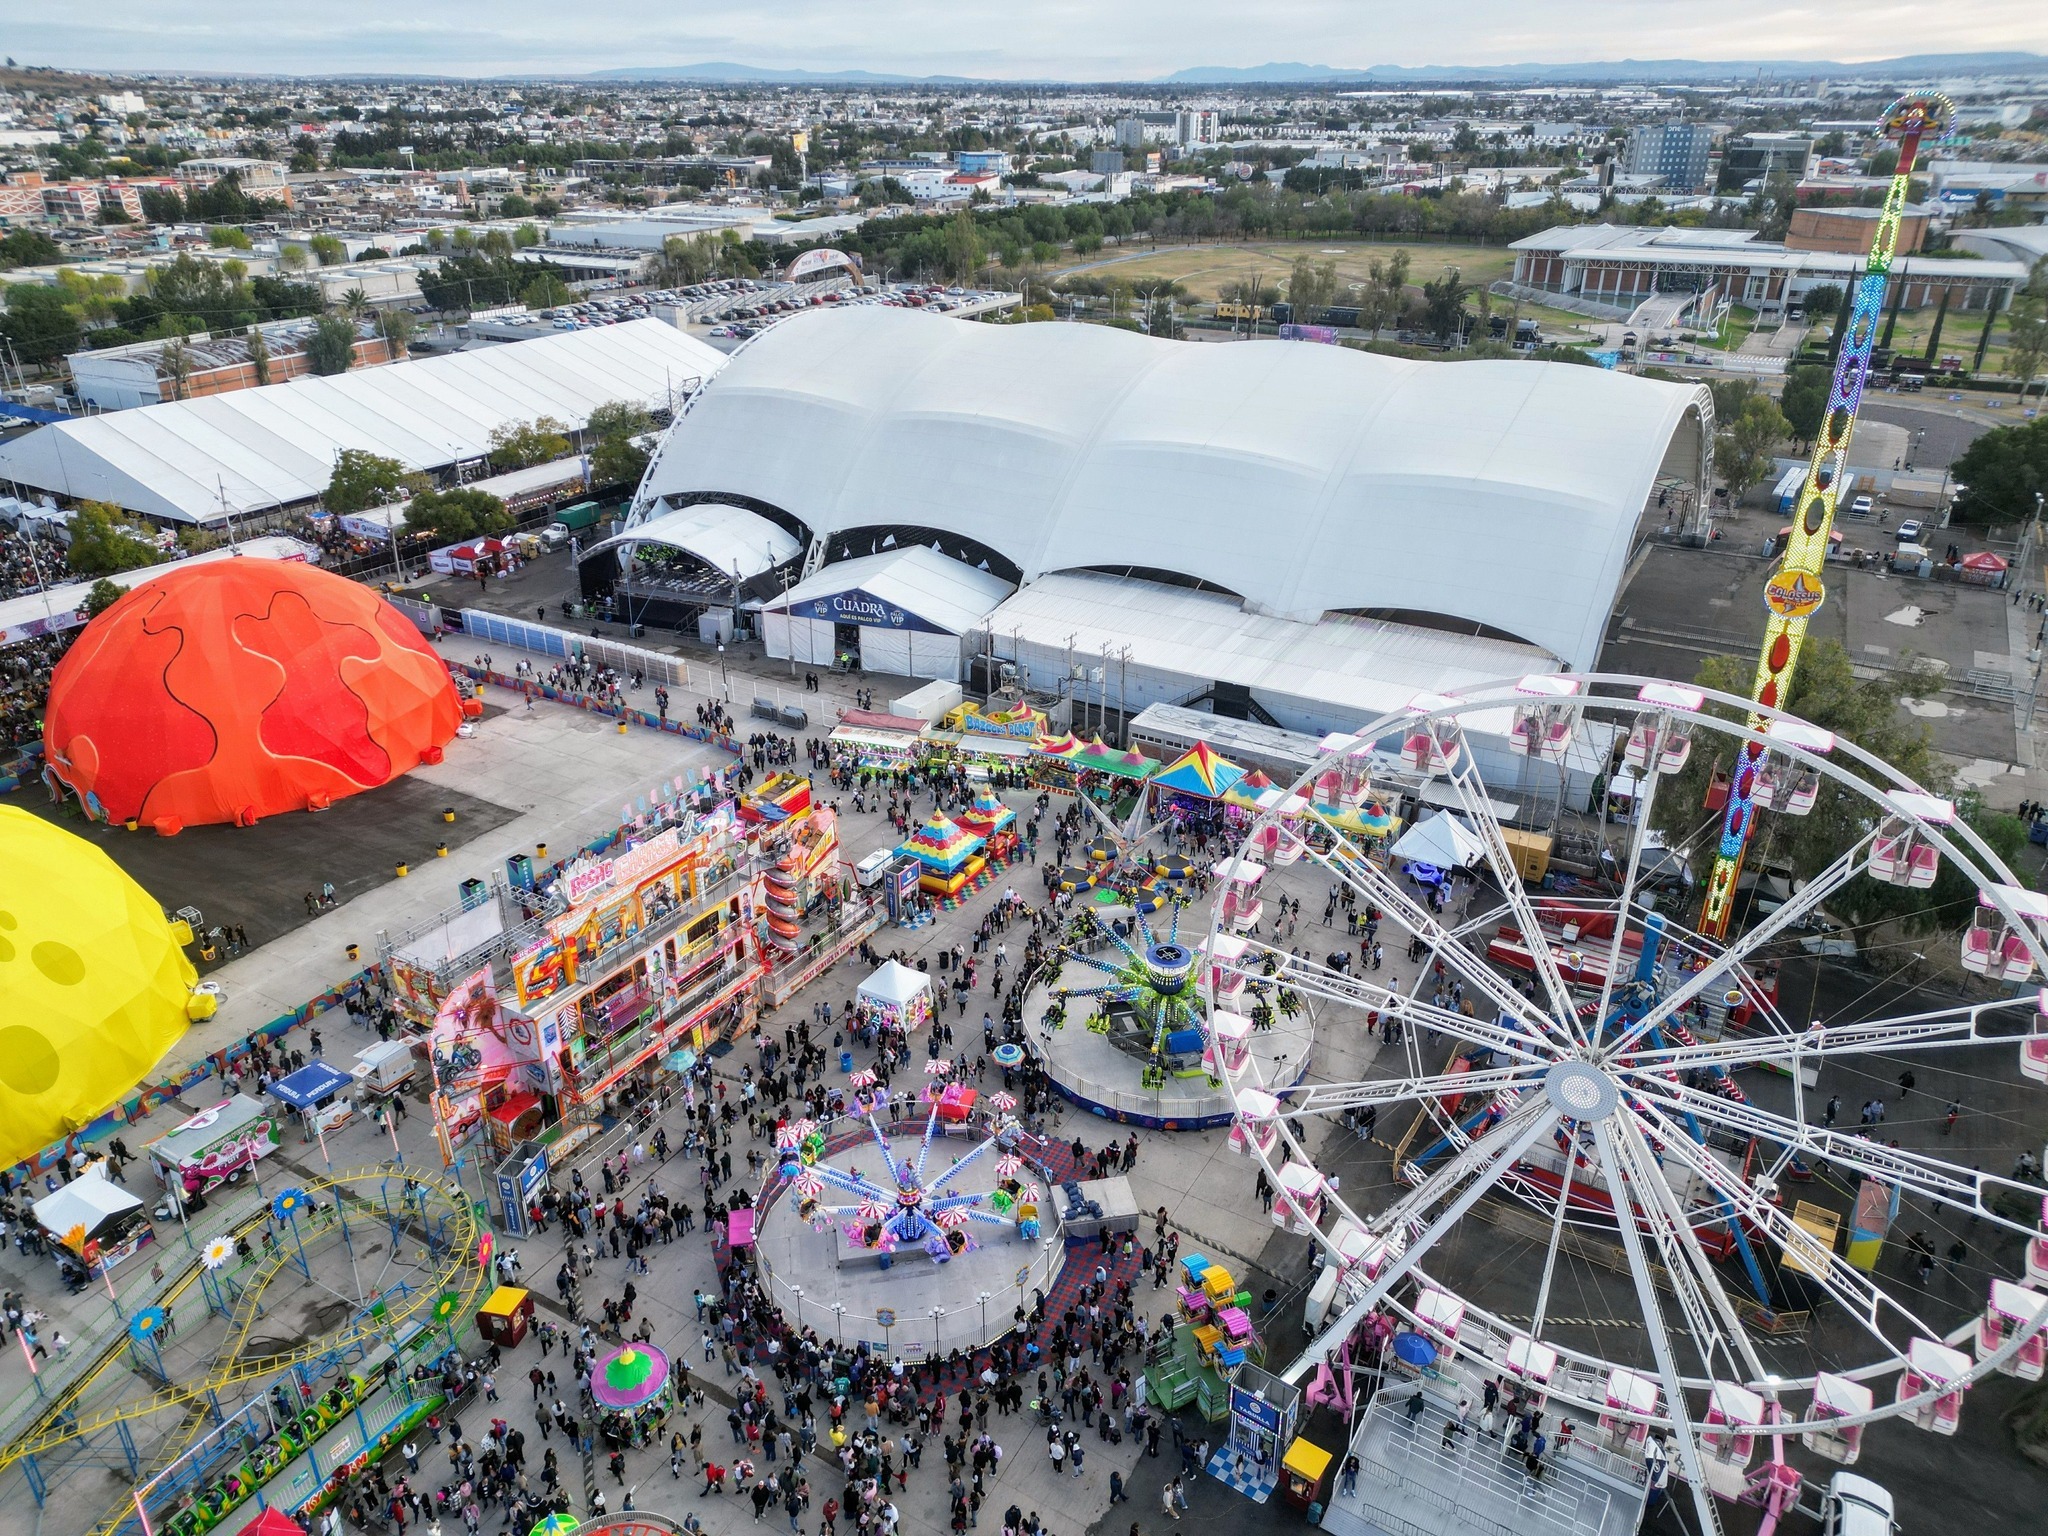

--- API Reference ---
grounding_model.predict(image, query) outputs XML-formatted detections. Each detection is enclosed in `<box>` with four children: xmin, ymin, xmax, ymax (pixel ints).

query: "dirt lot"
<box><xmin>1049</xmin><ymin>239</ymin><xmax>1517</xmax><ymax>301</ymax></box>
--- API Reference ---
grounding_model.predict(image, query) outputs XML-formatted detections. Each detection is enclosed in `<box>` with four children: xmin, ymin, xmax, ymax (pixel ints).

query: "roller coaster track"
<box><xmin>0</xmin><ymin>1167</ymin><xmax>485</xmax><ymax>1479</ymax></box>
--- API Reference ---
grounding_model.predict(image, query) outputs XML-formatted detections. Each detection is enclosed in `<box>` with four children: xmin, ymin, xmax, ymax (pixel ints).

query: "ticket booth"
<box><xmin>1281</xmin><ymin>1436</ymin><xmax>1334</xmax><ymax>1513</ymax></box>
<box><xmin>476</xmin><ymin>1286</ymin><xmax>534</xmax><ymax>1348</ymax></box>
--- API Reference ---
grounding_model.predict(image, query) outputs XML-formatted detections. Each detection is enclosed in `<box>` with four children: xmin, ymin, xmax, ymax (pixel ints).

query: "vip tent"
<box><xmin>761</xmin><ymin>546</ymin><xmax>1014</xmax><ymax>681</ymax></box>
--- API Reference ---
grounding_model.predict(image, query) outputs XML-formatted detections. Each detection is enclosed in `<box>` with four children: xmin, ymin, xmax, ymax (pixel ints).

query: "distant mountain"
<box><xmin>585</xmin><ymin>62</ymin><xmax>984</xmax><ymax>84</ymax></box>
<box><xmin>1159</xmin><ymin>53</ymin><xmax>2048</xmax><ymax>84</ymax></box>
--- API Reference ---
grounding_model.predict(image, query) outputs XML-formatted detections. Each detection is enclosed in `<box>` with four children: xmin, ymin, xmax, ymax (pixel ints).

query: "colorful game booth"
<box><xmin>855</xmin><ymin>959</ymin><xmax>933</xmax><ymax>1034</ymax></box>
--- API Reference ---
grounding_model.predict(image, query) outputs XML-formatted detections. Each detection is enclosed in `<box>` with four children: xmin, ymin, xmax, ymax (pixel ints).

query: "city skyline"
<box><xmin>10</xmin><ymin>0</ymin><xmax>2048</xmax><ymax>80</ymax></box>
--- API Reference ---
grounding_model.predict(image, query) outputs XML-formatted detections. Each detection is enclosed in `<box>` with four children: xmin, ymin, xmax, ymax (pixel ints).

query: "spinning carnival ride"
<box><xmin>1216</xmin><ymin>675</ymin><xmax>2048</xmax><ymax>1534</ymax></box>
<box><xmin>1048</xmin><ymin>899</ymin><xmax>1216</xmax><ymax>1082</ymax></box>
<box><xmin>778</xmin><ymin>1069</ymin><xmax>1042</xmax><ymax>1259</ymax></box>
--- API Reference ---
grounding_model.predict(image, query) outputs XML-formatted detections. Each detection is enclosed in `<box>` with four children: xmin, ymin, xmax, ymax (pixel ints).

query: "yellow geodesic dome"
<box><xmin>0</xmin><ymin>806</ymin><xmax>197</xmax><ymax>1168</ymax></box>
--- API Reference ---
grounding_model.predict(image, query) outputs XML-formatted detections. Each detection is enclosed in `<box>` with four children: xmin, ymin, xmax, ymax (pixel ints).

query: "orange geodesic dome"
<box><xmin>43</xmin><ymin>556</ymin><xmax>462</xmax><ymax>831</ymax></box>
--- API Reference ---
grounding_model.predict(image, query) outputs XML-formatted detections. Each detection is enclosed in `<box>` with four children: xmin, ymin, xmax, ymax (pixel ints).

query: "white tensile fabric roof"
<box><xmin>767</xmin><ymin>544</ymin><xmax>1016</xmax><ymax>636</ymax></box>
<box><xmin>580</xmin><ymin>501</ymin><xmax>800</xmax><ymax>584</ymax></box>
<box><xmin>640</xmin><ymin>306</ymin><xmax>1711</xmax><ymax>669</ymax></box>
<box><xmin>0</xmin><ymin>321</ymin><xmax>726</xmax><ymax>525</ymax></box>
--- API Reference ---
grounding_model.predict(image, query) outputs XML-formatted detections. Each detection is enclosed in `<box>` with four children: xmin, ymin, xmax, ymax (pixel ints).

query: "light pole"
<box><xmin>929</xmin><ymin>1306</ymin><xmax>944</xmax><ymax>1351</ymax></box>
<box><xmin>977</xmin><ymin>1291</ymin><xmax>992</xmax><ymax>1344</ymax></box>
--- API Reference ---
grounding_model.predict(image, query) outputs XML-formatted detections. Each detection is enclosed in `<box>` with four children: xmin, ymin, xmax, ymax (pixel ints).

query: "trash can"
<box><xmin>840</xmin><ymin>1050</ymin><xmax>854</xmax><ymax>1073</ymax></box>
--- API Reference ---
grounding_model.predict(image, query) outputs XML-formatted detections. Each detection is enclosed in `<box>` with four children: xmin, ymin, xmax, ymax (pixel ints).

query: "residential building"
<box><xmin>175</xmin><ymin>156</ymin><xmax>295</xmax><ymax>207</ymax></box>
<box><xmin>1620</xmin><ymin>122</ymin><xmax>1715</xmax><ymax>194</ymax></box>
<box><xmin>955</xmin><ymin>150</ymin><xmax>1012</xmax><ymax>177</ymax></box>
<box><xmin>1174</xmin><ymin>109</ymin><xmax>1222</xmax><ymax>146</ymax></box>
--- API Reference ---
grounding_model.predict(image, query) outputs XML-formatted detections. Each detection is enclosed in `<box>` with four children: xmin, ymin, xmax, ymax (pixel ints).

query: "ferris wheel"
<box><xmin>1209</xmin><ymin>673</ymin><xmax>2048</xmax><ymax>1533</ymax></box>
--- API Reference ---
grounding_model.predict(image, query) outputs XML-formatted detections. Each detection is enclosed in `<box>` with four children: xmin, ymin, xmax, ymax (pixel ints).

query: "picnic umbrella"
<box><xmin>1392</xmin><ymin>1332</ymin><xmax>1438</xmax><ymax>1368</ymax></box>
<box><xmin>986</xmin><ymin>1090</ymin><xmax>1018</xmax><ymax>1112</ymax></box>
<box><xmin>849</xmin><ymin>1070</ymin><xmax>878</xmax><ymax>1089</ymax></box>
<box><xmin>925</xmin><ymin>1059</ymin><xmax>953</xmax><ymax>1077</ymax></box>
<box><xmin>528</xmin><ymin>1515</ymin><xmax>580</xmax><ymax>1536</ymax></box>
<box><xmin>995</xmin><ymin>1154</ymin><xmax>1025</xmax><ymax>1178</ymax></box>
<box><xmin>934</xmin><ymin>1207</ymin><xmax>971</xmax><ymax>1229</ymax></box>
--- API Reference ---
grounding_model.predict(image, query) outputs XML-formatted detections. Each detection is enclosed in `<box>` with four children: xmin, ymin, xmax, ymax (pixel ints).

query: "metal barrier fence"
<box><xmin>454</xmin><ymin>610</ymin><xmax>701</xmax><ymax>691</ymax></box>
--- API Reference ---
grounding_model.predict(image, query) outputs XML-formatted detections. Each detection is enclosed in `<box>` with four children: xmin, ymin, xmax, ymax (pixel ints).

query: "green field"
<box><xmin>1047</xmin><ymin>240</ymin><xmax>1515</xmax><ymax>301</ymax></box>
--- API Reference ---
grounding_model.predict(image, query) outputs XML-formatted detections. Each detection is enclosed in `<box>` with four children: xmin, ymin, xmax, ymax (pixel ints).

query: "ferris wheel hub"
<box><xmin>1543</xmin><ymin>1060</ymin><xmax>1620</xmax><ymax>1122</ymax></box>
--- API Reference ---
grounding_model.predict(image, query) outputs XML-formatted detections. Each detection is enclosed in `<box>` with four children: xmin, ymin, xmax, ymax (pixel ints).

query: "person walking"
<box><xmin>1160</xmin><ymin>1477</ymin><xmax>1183</xmax><ymax>1521</ymax></box>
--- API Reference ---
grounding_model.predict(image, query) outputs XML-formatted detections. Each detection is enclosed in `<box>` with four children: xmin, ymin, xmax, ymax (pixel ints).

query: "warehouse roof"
<box><xmin>640</xmin><ymin>306</ymin><xmax>1712</xmax><ymax>669</ymax></box>
<box><xmin>0</xmin><ymin>320</ymin><xmax>725</xmax><ymax>525</ymax></box>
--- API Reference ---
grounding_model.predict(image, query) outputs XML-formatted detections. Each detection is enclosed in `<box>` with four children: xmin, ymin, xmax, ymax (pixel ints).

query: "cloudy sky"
<box><xmin>11</xmin><ymin>1</ymin><xmax>2046</xmax><ymax>77</ymax></box>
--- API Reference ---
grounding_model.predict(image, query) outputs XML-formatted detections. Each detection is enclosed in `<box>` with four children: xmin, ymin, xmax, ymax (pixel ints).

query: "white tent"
<box><xmin>857</xmin><ymin>959</ymin><xmax>933</xmax><ymax>1028</ymax></box>
<box><xmin>33</xmin><ymin>1169</ymin><xmax>143</xmax><ymax>1239</ymax></box>
<box><xmin>0</xmin><ymin>320</ymin><xmax>726</xmax><ymax>525</ymax></box>
<box><xmin>1391</xmin><ymin>811</ymin><xmax>1486</xmax><ymax>868</ymax></box>
<box><xmin>639</xmin><ymin>306</ymin><xmax>1712</xmax><ymax>670</ymax></box>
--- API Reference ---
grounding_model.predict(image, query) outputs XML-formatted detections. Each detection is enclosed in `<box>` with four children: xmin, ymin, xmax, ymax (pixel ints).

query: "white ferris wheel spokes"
<box><xmin>1213</xmin><ymin>673</ymin><xmax>2048</xmax><ymax>1525</ymax></box>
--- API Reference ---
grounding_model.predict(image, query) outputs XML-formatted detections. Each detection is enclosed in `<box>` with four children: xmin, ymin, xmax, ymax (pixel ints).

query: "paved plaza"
<box><xmin>0</xmin><ymin>647</ymin><xmax>1391</xmax><ymax>1536</ymax></box>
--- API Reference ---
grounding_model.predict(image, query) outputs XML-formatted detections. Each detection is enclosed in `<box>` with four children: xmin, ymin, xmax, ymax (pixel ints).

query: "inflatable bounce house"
<box><xmin>42</xmin><ymin>560</ymin><xmax>464</xmax><ymax>833</ymax></box>
<box><xmin>0</xmin><ymin>806</ymin><xmax>204</xmax><ymax>1168</ymax></box>
<box><xmin>898</xmin><ymin>811</ymin><xmax>986</xmax><ymax>897</ymax></box>
<box><xmin>956</xmin><ymin>787</ymin><xmax>1018</xmax><ymax>858</ymax></box>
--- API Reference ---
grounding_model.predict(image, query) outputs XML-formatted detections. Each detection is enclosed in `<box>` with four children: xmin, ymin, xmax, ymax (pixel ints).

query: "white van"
<box><xmin>855</xmin><ymin>850</ymin><xmax>897</xmax><ymax>888</ymax></box>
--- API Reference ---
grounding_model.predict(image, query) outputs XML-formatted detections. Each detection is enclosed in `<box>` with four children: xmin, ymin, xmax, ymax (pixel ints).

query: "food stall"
<box><xmin>476</xmin><ymin>1285</ymin><xmax>536</xmax><ymax>1348</ymax></box>
<box><xmin>33</xmin><ymin>1169</ymin><xmax>154</xmax><ymax>1272</ymax></box>
<box><xmin>266</xmin><ymin>1060</ymin><xmax>356</xmax><ymax>1140</ymax></box>
<box><xmin>146</xmin><ymin>1095</ymin><xmax>282</xmax><ymax>1197</ymax></box>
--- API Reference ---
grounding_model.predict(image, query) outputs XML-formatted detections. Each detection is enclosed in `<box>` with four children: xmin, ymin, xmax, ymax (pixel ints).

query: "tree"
<box><xmin>137</xmin><ymin>186</ymin><xmax>185</xmax><ymax>224</ymax></box>
<box><xmin>373</xmin><ymin>306</ymin><xmax>415</xmax><ymax>358</ymax></box>
<box><xmin>513</xmin><ymin>223</ymin><xmax>542</xmax><ymax>249</ymax></box>
<box><xmin>586</xmin><ymin>399</ymin><xmax>655</xmax><ymax>487</ymax></box>
<box><xmin>2004</xmin><ymin>258</ymin><xmax>2048</xmax><ymax>400</ymax></box>
<box><xmin>308</xmin><ymin>233</ymin><xmax>347</xmax><ymax>267</ymax></box>
<box><xmin>304</xmin><ymin>312</ymin><xmax>357</xmax><ymax>375</ymax></box>
<box><xmin>405</xmin><ymin>487</ymin><xmax>511</xmax><ymax>544</ymax></box>
<box><xmin>82</xmin><ymin>578</ymin><xmax>128</xmax><ymax>618</ymax></box>
<box><xmin>1286</xmin><ymin>256</ymin><xmax>1339</xmax><ymax>317</ymax></box>
<box><xmin>1708</xmin><ymin>378</ymin><xmax>1757</xmax><ymax>425</ymax></box>
<box><xmin>591</xmin><ymin>433</ymin><xmax>650</xmax><ymax>488</ymax></box>
<box><xmin>1421</xmin><ymin>265</ymin><xmax>1470</xmax><ymax>342</ymax></box>
<box><xmin>942</xmin><ymin>210</ymin><xmax>984</xmax><ymax>284</ymax></box>
<box><xmin>1779</xmin><ymin>364</ymin><xmax>1830</xmax><ymax>449</ymax></box>
<box><xmin>521</xmin><ymin>272</ymin><xmax>574</xmax><ymax>310</ymax></box>
<box><xmin>0</xmin><ymin>228</ymin><xmax>61</xmax><ymax>269</ymax></box>
<box><xmin>1</xmin><ymin>282</ymin><xmax>82</xmax><ymax>363</ymax></box>
<box><xmin>498</xmin><ymin>192</ymin><xmax>534</xmax><ymax>218</ymax></box>
<box><xmin>1714</xmin><ymin>394</ymin><xmax>1791</xmax><ymax>503</ymax></box>
<box><xmin>207</xmin><ymin>225</ymin><xmax>252</xmax><ymax>250</ymax></box>
<box><xmin>1948</xmin><ymin>417</ymin><xmax>2048</xmax><ymax>527</ymax></box>
<box><xmin>277</xmin><ymin>242</ymin><xmax>312</xmax><ymax>273</ymax></box>
<box><xmin>65</xmin><ymin>502</ymin><xmax>164</xmax><ymax>577</ymax></box>
<box><xmin>489</xmin><ymin>416</ymin><xmax>572</xmax><ymax>470</ymax></box>
<box><xmin>159</xmin><ymin>337</ymin><xmax>193</xmax><ymax>401</ymax></box>
<box><xmin>1799</xmin><ymin>284</ymin><xmax>1844</xmax><ymax>322</ymax></box>
<box><xmin>325</xmin><ymin>448</ymin><xmax>423</xmax><ymax>514</ymax></box>
<box><xmin>246</xmin><ymin>325</ymin><xmax>272</xmax><ymax>386</ymax></box>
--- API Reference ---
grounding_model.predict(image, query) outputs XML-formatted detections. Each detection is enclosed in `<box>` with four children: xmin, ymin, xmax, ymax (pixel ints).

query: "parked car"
<box><xmin>1820</xmin><ymin>1473</ymin><xmax>1896</xmax><ymax>1536</ymax></box>
<box><xmin>1849</xmin><ymin>495</ymin><xmax>1875</xmax><ymax>518</ymax></box>
<box><xmin>1895</xmin><ymin>519</ymin><xmax>1924</xmax><ymax>544</ymax></box>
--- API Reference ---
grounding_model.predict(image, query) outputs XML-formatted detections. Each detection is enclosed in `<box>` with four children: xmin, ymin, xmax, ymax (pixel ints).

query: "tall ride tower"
<box><xmin>1697</xmin><ymin>91</ymin><xmax>1954</xmax><ymax>938</ymax></box>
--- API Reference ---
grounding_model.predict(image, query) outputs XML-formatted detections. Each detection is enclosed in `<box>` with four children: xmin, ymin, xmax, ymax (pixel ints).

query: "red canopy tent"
<box><xmin>243</xmin><ymin>1509</ymin><xmax>308</xmax><ymax>1536</ymax></box>
<box><xmin>1959</xmin><ymin>550</ymin><xmax>2008</xmax><ymax>586</ymax></box>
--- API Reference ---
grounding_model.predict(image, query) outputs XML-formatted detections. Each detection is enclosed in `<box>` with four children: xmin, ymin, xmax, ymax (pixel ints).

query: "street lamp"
<box><xmin>977</xmin><ymin>1291</ymin><xmax>992</xmax><ymax>1343</ymax></box>
<box><xmin>929</xmin><ymin>1306</ymin><xmax>945</xmax><ymax>1350</ymax></box>
<box><xmin>789</xmin><ymin>1284</ymin><xmax>803</xmax><ymax>1330</ymax></box>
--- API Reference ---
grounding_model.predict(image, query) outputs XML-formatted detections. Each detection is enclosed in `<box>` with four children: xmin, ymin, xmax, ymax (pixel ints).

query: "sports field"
<box><xmin>1048</xmin><ymin>240</ymin><xmax>1517</xmax><ymax>301</ymax></box>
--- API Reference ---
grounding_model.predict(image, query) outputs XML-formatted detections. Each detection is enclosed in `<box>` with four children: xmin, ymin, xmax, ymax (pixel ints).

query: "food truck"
<box><xmin>144</xmin><ymin>1094</ymin><xmax>282</xmax><ymax>1196</ymax></box>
